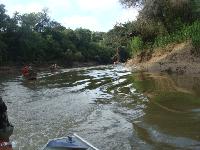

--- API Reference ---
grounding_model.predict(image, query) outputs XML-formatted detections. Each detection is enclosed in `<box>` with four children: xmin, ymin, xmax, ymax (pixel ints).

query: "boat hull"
<box><xmin>43</xmin><ymin>136</ymin><xmax>89</xmax><ymax>150</ymax></box>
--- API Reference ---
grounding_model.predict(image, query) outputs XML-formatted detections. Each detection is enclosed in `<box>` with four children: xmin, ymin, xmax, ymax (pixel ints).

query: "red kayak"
<box><xmin>22</xmin><ymin>66</ymin><xmax>37</xmax><ymax>80</ymax></box>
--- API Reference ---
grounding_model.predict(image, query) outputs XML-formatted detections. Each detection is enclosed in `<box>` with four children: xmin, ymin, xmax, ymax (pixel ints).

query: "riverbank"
<box><xmin>0</xmin><ymin>61</ymin><xmax>102</xmax><ymax>75</ymax></box>
<box><xmin>0</xmin><ymin>66</ymin><xmax>21</xmax><ymax>75</ymax></box>
<box><xmin>126</xmin><ymin>42</ymin><xmax>200</xmax><ymax>74</ymax></box>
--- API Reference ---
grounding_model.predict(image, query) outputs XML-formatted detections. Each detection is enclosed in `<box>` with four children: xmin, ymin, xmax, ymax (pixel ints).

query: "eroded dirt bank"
<box><xmin>126</xmin><ymin>42</ymin><xmax>200</xmax><ymax>74</ymax></box>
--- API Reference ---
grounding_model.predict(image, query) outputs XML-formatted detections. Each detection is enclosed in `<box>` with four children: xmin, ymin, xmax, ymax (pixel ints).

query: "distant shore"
<box><xmin>0</xmin><ymin>61</ymin><xmax>101</xmax><ymax>75</ymax></box>
<box><xmin>126</xmin><ymin>42</ymin><xmax>200</xmax><ymax>74</ymax></box>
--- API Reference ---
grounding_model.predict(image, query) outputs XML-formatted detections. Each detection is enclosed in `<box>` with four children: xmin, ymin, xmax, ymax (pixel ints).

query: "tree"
<box><xmin>119</xmin><ymin>0</ymin><xmax>144</xmax><ymax>7</ymax></box>
<box><xmin>7</xmin><ymin>12</ymin><xmax>20</xmax><ymax>32</ymax></box>
<box><xmin>75</xmin><ymin>28</ymin><xmax>92</xmax><ymax>45</ymax></box>
<box><xmin>91</xmin><ymin>32</ymin><xmax>105</xmax><ymax>43</ymax></box>
<box><xmin>35</xmin><ymin>8</ymin><xmax>50</xmax><ymax>32</ymax></box>
<box><xmin>104</xmin><ymin>23</ymin><xmax>129</xmax><ymax>49</ymax></box>
<box><xmin>20</xmin><ymin>13</ymin><xmax>40</xmax><ymax>31</ymax></box>
<box><xmin>120</xmin><ymin>0</ymin><xmax>199</xmax><ymax>26</ymax></box>
<box><xmin>0</xmin><ymin>4</ymin><xmax>9</xmax><ymax>32</ymax></box>
<box><xmin>129</xmin><ymin>36</ymin><xmax>143</xmax><ymax>56</ymax></box>
<box><xmin>0</xmin><ymin>3</ymin><xmax>114</xmax><ymax>66</ymax></box>
<box><xmin>134</xmin><ymin>18</ymin><xmax>167</xmax><ymax>42</ymax></box>
<box><xmin>0</xmin><ymin>35</ymin><xmax>7</xmax><ymax>65</ymax></box>
<box><xmin>119</xmin><ymin>0</ymin><xmax>200</xmax><ymax>59</ymax></box>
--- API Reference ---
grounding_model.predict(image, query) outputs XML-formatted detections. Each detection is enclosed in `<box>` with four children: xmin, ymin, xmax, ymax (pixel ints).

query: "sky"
<box><xmin>0</xmin><ymin>0</ymin><xmax>138</xmax><ymax>32</ymax></box>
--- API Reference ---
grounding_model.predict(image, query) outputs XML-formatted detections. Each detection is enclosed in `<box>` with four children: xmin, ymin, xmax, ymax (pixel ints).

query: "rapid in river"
<box><xmin>0</xmin><ymin>64</ymin><xmax>200</xmax><ymax>150</ymax></box>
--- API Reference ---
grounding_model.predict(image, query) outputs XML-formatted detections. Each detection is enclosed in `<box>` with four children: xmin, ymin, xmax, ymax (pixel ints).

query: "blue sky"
<box><xmin>0</xmin><ymin>0</ymin><xmax>138</xmax><ymax>32</ymax></box>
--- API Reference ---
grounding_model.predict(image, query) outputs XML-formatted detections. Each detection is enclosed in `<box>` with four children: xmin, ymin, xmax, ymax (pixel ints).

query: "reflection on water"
<box><xmin>130</xmin><ymin>73</ymin><xmax>200</xmax><ymax>150</ymax></box>
<box><xmin>0</xmin><ymin>65</ymin><xmax>200</xmax><ymax>150</ymax></box>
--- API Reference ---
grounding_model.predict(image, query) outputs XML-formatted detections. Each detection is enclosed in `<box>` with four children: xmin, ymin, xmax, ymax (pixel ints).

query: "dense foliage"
<box><xmin>153</xmin><ymin>21</ymin><xmax>200</xmax><ymax>48</ymax></box>
<box><xmin>0</xmin><ymin>4</ymin><xmax>114</xmax><ymax>66</ymax></box>
<box><xmin>110</xmin><ymin>0</ymin><xmax>200</xmax><ymax>57</ymax></box>
<box><xmin>1</xmin><ymin>1</ymin><xmax>199</xmax><ymax>66</ymax></box>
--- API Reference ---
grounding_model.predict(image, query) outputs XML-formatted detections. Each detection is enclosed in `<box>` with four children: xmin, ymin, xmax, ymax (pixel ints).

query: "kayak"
<box><xmin>22</xmin><ymin>66</ymin><xmax>37</xmax><ymax>80</ymax></box>
<box><xmin>50</xmin><ymin>67</ymin><xmax>59</xmax><ymax>72</ymax></box>
<box><xmin>23</xmin><ymin>73</ymin><xmax>37</xmax><ymax>80</ymax></box>
<box><xmin>42</xmin><ymin>133</ymin><xmax>99</xmax><ymax>150</ymax></box>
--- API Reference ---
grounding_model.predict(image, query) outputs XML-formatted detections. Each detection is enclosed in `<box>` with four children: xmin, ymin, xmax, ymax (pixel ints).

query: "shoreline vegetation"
<box><xmin>126</xmin><ymin>41</ymin><xmax>200</xmax><ymax>74</ymax></box>
<box><xmin>0</xmin><ymin>61</ymin><xmax>100</xmax><ymax>75</ymax></box>
<box><xmin>0</xmin><ymin>0</ymin><xmax>200</xmax><ymax>75</ymax></box>
<box><xmin>0</xmin><ymin>4</ymin><xmax>119</xmax><ymax>68</ymax></box>
<box><xmin>119</xmin><ymin>0</ymin><xmax>200</xmax><ymax>74</ymax></box>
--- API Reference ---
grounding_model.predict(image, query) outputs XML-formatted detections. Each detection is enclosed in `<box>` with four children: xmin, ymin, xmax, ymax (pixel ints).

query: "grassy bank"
<box><xmin>126</xmin><ymin>41</ymin><xmax>200</xmax><ymax>74</ymax></box>
<box><xmin>126</xmin><ymin>20</ymin><xmax>200</xmax><ymax>74</ymax></box>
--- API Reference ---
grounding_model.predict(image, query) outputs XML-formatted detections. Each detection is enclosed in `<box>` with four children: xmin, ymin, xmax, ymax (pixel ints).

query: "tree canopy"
<box><xmin>0</xmin><ymin>4</ymin><xmax>115</xmax><ymax>66</ymax></box>
<box><xmin>111</xmin><ymin>0</ymin><xmax>200</xmax><ymax>56</ymax></box>
<box><xmin>0</xmin><ymin>1</ymin><xmax>199</xmax><ymax>66</ymax></box>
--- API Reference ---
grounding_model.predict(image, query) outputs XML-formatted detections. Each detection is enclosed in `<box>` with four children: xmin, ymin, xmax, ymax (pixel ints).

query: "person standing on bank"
<box><xmin>0</xmin><ymin>97</ymin><xmax>13</xmax><ymax>150</ymax></box>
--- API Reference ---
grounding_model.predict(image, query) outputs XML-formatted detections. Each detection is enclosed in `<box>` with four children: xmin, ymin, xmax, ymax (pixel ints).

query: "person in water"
<box><xmin>0</xmin><ymin>97</ymin><xmax>13</xmax><ymax>150</ymax></box>
<box><xmin>21</xmin><ymin>65</ymin><xmax>29</xmax><ymax>77</ymax></box>
<box><xmin>50</xmin><ymin>63</ymin><xmax>58</xmax><ymax>71</ymax></box>
<box><xmin>22</xmin><ymin>65</ymin><xmax>37</xmax><ymax>80</ymax></box>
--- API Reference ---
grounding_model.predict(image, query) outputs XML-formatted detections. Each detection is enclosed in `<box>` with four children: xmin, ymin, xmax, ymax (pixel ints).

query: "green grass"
<box><xmin>153</xmin><ymin>20</ymin><xmax>200</xmax><ymax>49</ymax></box>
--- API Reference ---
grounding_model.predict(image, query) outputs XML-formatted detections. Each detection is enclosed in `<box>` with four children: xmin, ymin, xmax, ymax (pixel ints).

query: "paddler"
<box><xmin>0</xmin><ymin>97</ymin><xmax>13</xmax><ymax>150</ymax></box>
<box><xmin>21</xmin><ymin>65</ymin><xmax>29</xmax><ymax>77</ymax></box>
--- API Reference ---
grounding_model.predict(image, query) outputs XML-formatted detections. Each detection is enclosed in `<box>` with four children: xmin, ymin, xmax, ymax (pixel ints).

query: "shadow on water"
<box><xmin>0</xmin><ymin>65</ymin><xmax>200</xmax><ymax>150</ymax></box>
<box><xmin>129</xmin><ymin>72</ymin><xmax>200</xmax><ymax>150</ymax></box>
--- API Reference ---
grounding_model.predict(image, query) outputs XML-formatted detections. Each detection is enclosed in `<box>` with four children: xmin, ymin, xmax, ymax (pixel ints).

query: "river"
<box><xmin>0</xmin><ymin>64</ymin><xmax>200</xmax><ymax>150</ymax></box>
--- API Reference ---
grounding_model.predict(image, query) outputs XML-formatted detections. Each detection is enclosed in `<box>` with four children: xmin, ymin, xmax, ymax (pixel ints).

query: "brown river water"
<box><xmin>0</xmin><ymin>64</ymin><xmax>200</xmax><ymax>150</ymax></box>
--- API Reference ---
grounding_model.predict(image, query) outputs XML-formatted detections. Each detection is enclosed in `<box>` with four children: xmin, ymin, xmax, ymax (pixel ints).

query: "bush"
<box><xmin>190</xmin><ymin>21</ymin><xmax>200</xmax><ymax>49</ymax></box>
<box><xmin>153</xmin><ymin>20</ymin><xmax>200</xmax><ymax>48</ymax></box>
<box><xmin>0</xmin><ymin>39</ymin><xmax>8</xmax><ymax>65</ymax></box>
<box><xmin>97</xmin><ymin>47</ymin><xmax>114</xmax><ymax>64</ymax></box>
<box><xmin>129</xmin><ymin>36</ymin><xmax>144</xmax><ymax>56</ymax></box>
<box><xmin>73</xmin><ymin>52</ymin><xmax>85</xmax><ymax>62</ymax></box>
